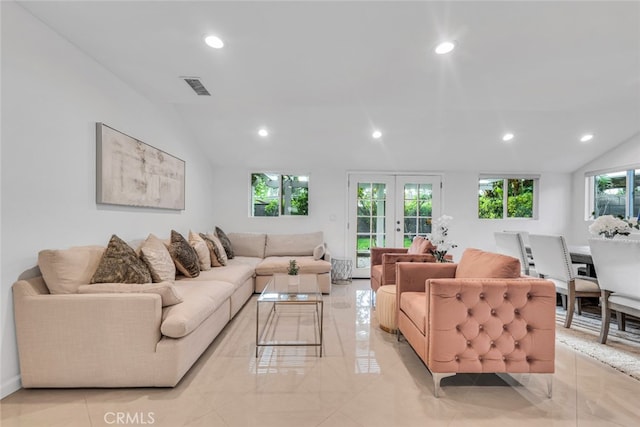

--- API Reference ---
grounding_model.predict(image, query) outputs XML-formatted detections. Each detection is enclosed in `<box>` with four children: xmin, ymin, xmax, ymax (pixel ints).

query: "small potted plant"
<box><xmin>287</xmin><ymin>259</ymin><xmax>300</xmax><ymax>286</ymax></box>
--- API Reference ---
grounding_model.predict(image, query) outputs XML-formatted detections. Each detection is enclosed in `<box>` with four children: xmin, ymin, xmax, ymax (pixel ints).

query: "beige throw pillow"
<box><xmin>206</xmin><ymin>233</ymin><xmax>228</xmax><ymax>264</ymax></box>
<box><xmin>77</xmin><ymin>282</ymin><xmax>183</xmax><ymax>307</ymax></box>
<box><xmin>38</xmin><ymin>245</ymin><xmax>106</xmax><ymax>294</ymax></box>
<box><xmin>91</xmin><ymin>235</ymin><xmax>152</xmax><ymax>284</ymax></box>
<box><xmin>313</xmin><ymin>244</ymin><xmax>325</xmax><ymax>260</ymax></box>
<box><xmin>200</xmin><ymin>233</ymin><xmax>227</xmax><ymax>267</ymax></box>
<box><xmin>188</xmin><ymin>231</ymin><xmax>212</xmax><ymax>271</ymax></box>
<box><xmin>140</xmin><ymin>234</ymin><xmax>176</xmax><ymax>282</ymax></box>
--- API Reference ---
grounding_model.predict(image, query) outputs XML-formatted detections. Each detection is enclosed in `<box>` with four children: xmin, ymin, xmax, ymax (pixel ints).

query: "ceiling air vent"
<box><xmin>182</xmin><ymin>77</ymin><xmax>211</xmax><ymax>96</ymax></box>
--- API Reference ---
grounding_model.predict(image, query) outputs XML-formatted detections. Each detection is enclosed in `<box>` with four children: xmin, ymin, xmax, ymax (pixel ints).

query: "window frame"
<box><xmin>249</xmin><ymin>172</ymin><xmax>310</xmax><ymax>217</ymax></box>
<box><xmin>478</xmin><ymin>174</ymin><xmax>539</xmax><ymax>220</ymax></box>
<box><xmin>585</xmin><ymin>164</ymin><xmax>640</xmax><ymax>220</ymax></box>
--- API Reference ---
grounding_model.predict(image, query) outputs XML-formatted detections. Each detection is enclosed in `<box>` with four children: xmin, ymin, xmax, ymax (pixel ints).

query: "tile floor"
<box><xmin>2</xmin><ymin>279</ymin><xmax>640</xmax><ymax>427</ymax></box>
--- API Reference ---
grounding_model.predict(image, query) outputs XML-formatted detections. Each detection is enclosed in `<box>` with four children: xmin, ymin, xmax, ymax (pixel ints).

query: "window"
<box><xmin>251</xmin><ymin>173</ymin><xmax>309</xmax><ymax>217</ymax></box>
<box><xmin>478</xmin><ymin>177</ymin><xmax>537</xmax><ymax>219</ymax></box>
<box><xmin>587</xmin><ymin>168</ymin><xmax>640</xmax><ymax>219</ymax></box>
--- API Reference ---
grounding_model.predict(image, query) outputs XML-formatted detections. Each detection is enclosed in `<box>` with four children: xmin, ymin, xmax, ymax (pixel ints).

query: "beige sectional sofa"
<box><xmin>12</xmin><ymin>231</ymin><xmax>331</xmax><ymax>389</ymax></box>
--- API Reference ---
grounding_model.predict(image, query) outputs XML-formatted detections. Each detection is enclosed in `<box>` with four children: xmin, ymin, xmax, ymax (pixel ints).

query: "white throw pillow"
<box><xmin>38</xmin><ymin>246</ymin><xmax>106</xmax><ymax>294</ymax></box>
<box><xmin>313</xmin><ymin>244</ymin><xmax>325</xmax><ymax>260</ymax></box>
<box><xmin>188</xmin><ymin>231</ymin><xmax>212</xmax><ymax>271</ymax></box>
<box><xmin>140</xmin><ymin>234</ymin><xmax>176</xmax><ymax>282</ymax></box>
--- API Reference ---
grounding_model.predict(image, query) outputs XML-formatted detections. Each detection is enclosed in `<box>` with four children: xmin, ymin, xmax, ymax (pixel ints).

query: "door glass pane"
<box><xmin>634</xmin><ymin>169</ymin><xmax>640</xmax><ymax>218</ymax></box>
<box><xmin>356</xmin><ymin>182</ymin><xmax>387</xmax><ymax>269</ymax></box>
<box><xmin>402</xmin><ymin>183</ymin><xmax>432</xmax><ymax>247</ymax></box>
<box><xmin>594</xmin><ymin>171</ymin><xmax>626</xmax><ymax>218</ymax></box>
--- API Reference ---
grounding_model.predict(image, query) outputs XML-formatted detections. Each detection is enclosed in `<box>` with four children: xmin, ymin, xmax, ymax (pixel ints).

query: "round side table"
<box><xmin>331</xmin><ymin>257</ymin><xmax>353</xmax><ymax>284</ymax></box>
<box><xmin>376</xmin><ymin>285</ymin><xmax>397</xmax><ymax>333</ymax></box>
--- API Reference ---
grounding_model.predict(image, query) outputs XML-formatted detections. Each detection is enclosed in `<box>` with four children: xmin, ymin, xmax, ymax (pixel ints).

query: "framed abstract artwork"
<box><xmin>96</xmin><ymin>123</ymin><xmax>185</xmax><ymax>210</ymax></box>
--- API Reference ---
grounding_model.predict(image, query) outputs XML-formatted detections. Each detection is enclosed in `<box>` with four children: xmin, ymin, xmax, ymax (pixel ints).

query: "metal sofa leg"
<box><xmin>545</xmin><ymin>374</ymin><xmax>553</xmax><ymax>398</ymax></box>
<box><xmin>432</xmin><ymin>373</ymin><xmax>456</xmax><ymax>398</ymax></box>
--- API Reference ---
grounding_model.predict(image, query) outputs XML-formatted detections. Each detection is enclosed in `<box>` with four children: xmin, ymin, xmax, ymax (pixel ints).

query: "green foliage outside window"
<box><xmin>478</xmin><ymin>178</ymin><xmax>534</xmax><ymax>219</ymax></box>
<box><xmin>251</xmin><ymin>173</ymin><xmax>309</xmax><ymax>217</ymax></box>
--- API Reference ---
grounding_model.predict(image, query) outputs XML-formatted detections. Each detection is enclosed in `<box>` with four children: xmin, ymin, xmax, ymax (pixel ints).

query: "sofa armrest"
<box><xmin>425</xmin><ymin>278</ymin><xmax>556</xmax><ymax>374</ymax></box>
<box><xmin>13</xmin><ymin>279</ymin><xmax>163</xmax><ymax>387</ymax></box>
<box><xmin>371</xmin><ymin>247</ymin><xmax>407</xmax><ymax>267</ymax></box>
<box><xmin>396</xmin><ymin>262</ymin><xmax>457</xmax><ymax>294</ymax></box>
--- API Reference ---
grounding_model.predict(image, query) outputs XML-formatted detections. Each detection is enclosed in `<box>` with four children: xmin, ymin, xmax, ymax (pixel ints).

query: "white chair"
<box><xmin>529</xmin><ymin>234</ymin><xmax>600</xmax><ymax>328</ymax></box>
<box><xmin>589</xmin><ymin>238</ymin><xmax>640</xmax><ymax>344</ymax></box>
<box><xmin>494</xmin><ymin>231</ymin><xmax>530</xmax><ymax>275</ymax></box>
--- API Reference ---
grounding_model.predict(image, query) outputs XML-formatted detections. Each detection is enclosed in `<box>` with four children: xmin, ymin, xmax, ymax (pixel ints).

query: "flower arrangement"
<box><xmin>427</xmin><ymin>214</ymin><xmax>457</xmax><ymax>262</ymax></box>
<box><xmin>287</xmin><ymin>259</ymin><xmax>299</xmax><ymax>275</ymax></box>
<box><xmin>588</xmin><ymin>215</ymin><xmax>632</xmax><ymax>238</ymax></box>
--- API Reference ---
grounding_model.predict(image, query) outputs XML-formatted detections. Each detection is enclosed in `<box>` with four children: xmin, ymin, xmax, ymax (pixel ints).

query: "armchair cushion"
<box><xmin>400</xmin><ymin>292</ymin><xmax>427</xmax><ymax>334</ymax></box>
<box><xmin>455</xmin><ymin>248</ymin><xmax>521</xmax><ymax>279</ymax></box>
<box><xmin>408</xmin><ymin>237</ymin><xmax>436</xmax><ymax>254</ymax></box>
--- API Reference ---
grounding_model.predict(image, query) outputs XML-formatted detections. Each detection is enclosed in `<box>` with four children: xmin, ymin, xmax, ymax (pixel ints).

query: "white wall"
<box><xmin>211</xmin><ymin>166</ymin><xmax>572</xmax><ymax>261</ymax></box>
<box><xmin>1</xmin><ymin>2</ymin><xmax>216</xmax><ymax>398</ymax></box>
<box><xmin>569</xmin><ymin>133</ymin><xmax>640</xmax><ymax>244</ymax></box>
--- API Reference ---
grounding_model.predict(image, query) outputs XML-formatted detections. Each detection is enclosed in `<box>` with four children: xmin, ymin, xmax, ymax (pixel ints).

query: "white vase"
<box><xmin>288</xmin><ymin>275</ymin><xmax>300</xmax><ymax>286</ymax></box>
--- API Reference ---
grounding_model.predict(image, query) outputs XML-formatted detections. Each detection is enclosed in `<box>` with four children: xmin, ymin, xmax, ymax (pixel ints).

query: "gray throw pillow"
<box><xmin>168</xmin><ymin>230</ymin><xmax>200</xmax><ymax>278</ymax></box>
<box><xmin>215</xmin><ymin>226</ymin><xmax>235</xmax><ymax>259</ymax></box>
<box><xmin>91</xmin><ymin>235</ymin><xmax>152</xmax><ymax>284</ymax></box>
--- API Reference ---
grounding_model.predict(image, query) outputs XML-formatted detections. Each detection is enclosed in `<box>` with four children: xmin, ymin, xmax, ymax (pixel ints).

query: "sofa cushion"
<box><xmin>38</xmin><ymin>245</ymin><xmax>106</xmax><ymax>294</ymax></box>
<box><xmin>91</xmin><ymin>235</ymin><xmax>152</xmax><ymax>284</ymax></box>
<box><xmin>228</xmin><ymin>233</ymin><xmax>266</xmax><ymax>258</ymax></box>
<box><xmin>178</xmin><ymin>265</ymin><xmax>254</xmax><ymax>289</ymax></box>
<box><xmin>140</xmin><ymin>234</ymin><xmax>176</xmax><ymax>282</ymax></box>
<box><xmin>371</xmin><ymin>265</ymin><xmax>383</xmax><ymax>286</ymax></box>
<box><xmin>188</xmin><ymin>231</ymin><xmax>212</xmax><ymax>271</ymax></box>
<box><xmin>161</xmin><ymin>281</ymin><xmax>235</xmax><ymax>338</ymax></box>
<box><xmin>225</xmin><ymin>256</ymin><xmax>263</xmax><ymax>269</ymax></box>
<box><xmin>455</xmin><ymin>248</ymin><xmax>521</xmax><ymax>279</ymax></box>
<box><xmin>215</xmin><ymin>226</ymin><xmax>235</xmax><ymax>259</ymax></box>
<box><xmin>400</xmin><ymin>292</ymin><xmax>426</xmax><ymax>334</ymax></box>
<box><xmin>255</xmin><ymin>256</ymin><xmax>331</xmax><ymax>276</ymax></box>
<box><xmin>265</xmin><ymin>232</ymin><xmax>323</xmax><ymax>257</ymax></box>
<box><xmin>78</xmin><ymin>282</ymin><xmax>182</xmax><ymax>307</ymax></box>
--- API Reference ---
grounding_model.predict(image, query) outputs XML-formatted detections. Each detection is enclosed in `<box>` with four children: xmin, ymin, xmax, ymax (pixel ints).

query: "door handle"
<box><xmin>396</xmin><ymin>228</ymin><xmax>401</xmax><ymax>232</ymax></box>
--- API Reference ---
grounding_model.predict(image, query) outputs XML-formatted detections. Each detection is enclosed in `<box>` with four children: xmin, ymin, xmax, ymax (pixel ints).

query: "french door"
<box><xmin>347</xmin><ymin>174</ymin><xmax>442</xmax><ymax>278</ymax></box>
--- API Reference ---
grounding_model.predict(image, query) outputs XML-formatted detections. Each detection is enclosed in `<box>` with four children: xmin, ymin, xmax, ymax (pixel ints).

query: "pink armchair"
<box><xmin>370</xmin><ymin>237</ymin><xmax>441</xmax><ymax>292</ymax></box>
<box><xmin>396</xmin><ymin>248</ymin><xmax>556</xmax><ymax>397</ymax></box>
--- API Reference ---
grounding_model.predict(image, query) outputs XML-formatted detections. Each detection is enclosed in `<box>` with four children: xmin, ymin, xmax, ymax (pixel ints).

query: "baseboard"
<box><xmin>1</xmin><ymin>374</ymin><xmax>22</xmax><ymax>399</ymax></box>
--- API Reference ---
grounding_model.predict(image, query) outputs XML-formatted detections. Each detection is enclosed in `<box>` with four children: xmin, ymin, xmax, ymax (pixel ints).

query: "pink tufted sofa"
<box><xmin>396</xmin><ymin>248</ymin><xmax>556</xmax><ymax>397</ymax></box>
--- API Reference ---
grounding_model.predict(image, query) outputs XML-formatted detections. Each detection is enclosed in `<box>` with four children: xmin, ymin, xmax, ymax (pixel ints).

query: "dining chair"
<box><xmin>588</xmin><ymin>238</ymin><xmax>640</xmax><ymax>344</ymax></box>
<box><xmin>529</xmin><ymin>234</ymin><xmax>600</xmax><ymax>328</ymax></box>
<box><xmin>494</xmin><ymin>231</ymin><xmax>530</xmax><ymax>275</ymax></box>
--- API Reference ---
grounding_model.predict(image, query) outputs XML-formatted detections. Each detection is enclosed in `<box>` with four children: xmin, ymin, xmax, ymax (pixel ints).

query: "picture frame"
<box><xmin>96</xmin><ymin>123</ymin><xmax>185</xmax><ymax>210</ymax></box>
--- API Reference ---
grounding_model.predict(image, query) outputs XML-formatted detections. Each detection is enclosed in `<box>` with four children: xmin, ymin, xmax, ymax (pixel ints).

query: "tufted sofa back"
<box><xmin>426</xmin><ymin>278</ymin><xmax>556</xmax><ymax>374</ymax></box>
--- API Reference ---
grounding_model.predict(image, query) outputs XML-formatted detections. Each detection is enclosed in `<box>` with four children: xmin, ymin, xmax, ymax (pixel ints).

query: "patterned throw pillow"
<box><xmin>188</xmin><ymin>231</ymin><xmax>212</xmax><ymax>271</ymax></box>
<box><xmin>140</xmin><ymin>234</ymin><xmax>176</xmax><ymax>282</ymax></box>
<box><xmin>168</xmin><ymin>230</ymin><xmax>200</xmax><ymax>278</ymax></box>
<box><xmin>200</xmin><ymin>233</ymin><xmax>227</xmax><ymax>267</ymax></box>
<box><xmin>215</xmin><ymin>226</ymin><xmax>235</xmax><ymax>259</ymax></box>
<box><xmin>91</xmin><ymin>235</ymin><xmax>152</xmax><ymax>284</ymax></box>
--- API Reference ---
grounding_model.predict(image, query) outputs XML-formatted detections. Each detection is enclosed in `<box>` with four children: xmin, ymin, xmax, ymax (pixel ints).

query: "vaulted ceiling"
<box><xmin>19</xmin><ymin>1</ymin><xmax>640</xmax><ymax>172</ymax></box>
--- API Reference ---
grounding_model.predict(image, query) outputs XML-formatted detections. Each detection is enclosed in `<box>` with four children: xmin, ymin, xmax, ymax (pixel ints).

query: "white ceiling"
<box><xmin>19</xmin><ymin>0</ymin><xmax>640</xmax><ymax>173</ymax></box>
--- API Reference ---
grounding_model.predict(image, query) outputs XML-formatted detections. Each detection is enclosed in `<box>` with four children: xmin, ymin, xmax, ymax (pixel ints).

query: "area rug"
<box><xmin>555</xmin><ymin>306</ymin><xmax>640</xmax><ymax>380</ymax></box>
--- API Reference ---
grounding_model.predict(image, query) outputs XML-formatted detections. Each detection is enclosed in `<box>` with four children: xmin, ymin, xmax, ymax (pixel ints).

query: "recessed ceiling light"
<box><xmin>372</xmin><ymin>130</ymin><xmax>382</xmax><ymax>139</ymax></box>
<box><xmin>580</xmin><ymin>133</ymin><xmax>594</xmax><ymax>142</ymax></box>
<box><xmin>258</xmin><ymin>128</ymin><xmax>269</xmax><ymax>137</ymax></box>
<box><xmin>204</xmin><ymin>35</ymin><xmax>224</xmax><ymax>49</ymax></box>
<box><xmin>435</xmin><ymin>41</ymin><xmax>456</xmax><ymax>55</ymax></box>
<box><xmin>502</xmin><ymin>133</ymin><xmax>515</xmax><ymax>142</ymax></box>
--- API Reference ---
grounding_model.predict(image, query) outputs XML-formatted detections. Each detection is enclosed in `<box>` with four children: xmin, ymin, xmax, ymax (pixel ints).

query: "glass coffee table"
<box><xmin>255</xmin><ymin>273</ymin><xmax>324</xmax><ymax>357</ymax></box>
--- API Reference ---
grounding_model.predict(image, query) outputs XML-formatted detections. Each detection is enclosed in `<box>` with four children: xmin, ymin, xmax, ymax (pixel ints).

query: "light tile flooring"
<box><xmin>2</xmin><ymin>279</ymin><xmax>640</xmax><ymax>427</ymax></box>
